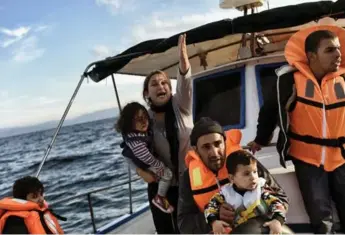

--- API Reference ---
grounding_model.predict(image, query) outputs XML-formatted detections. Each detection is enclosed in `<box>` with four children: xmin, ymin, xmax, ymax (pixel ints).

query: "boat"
<box><xmin>35</xmin><ymin>0</ymin><xmax>345</xmax><ymax>233</ymax></box>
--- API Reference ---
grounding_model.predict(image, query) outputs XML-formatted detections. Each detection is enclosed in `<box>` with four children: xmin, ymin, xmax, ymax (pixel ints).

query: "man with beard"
<box><xmin>177</xmin><ymin>117</ymin><xmax>288</xmax><ymax>234</ymax></box>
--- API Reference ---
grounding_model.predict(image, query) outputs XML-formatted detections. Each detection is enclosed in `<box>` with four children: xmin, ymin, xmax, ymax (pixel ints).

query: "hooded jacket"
<box><xmin>255</xmin><ymin>25</ymin><xmax>345</xmax><ymax>171</ymax></box>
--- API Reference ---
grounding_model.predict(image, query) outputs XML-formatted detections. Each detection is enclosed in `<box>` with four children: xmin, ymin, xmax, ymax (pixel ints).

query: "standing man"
<box><xmin>178</xmin><ymin>117</ymin><xmax>288</xmax><ymax>233</ymax></box>
<box><xmin>248</xmin><ymin>25</ymin><xmax>345</xmax><ymax>233</ymax></box>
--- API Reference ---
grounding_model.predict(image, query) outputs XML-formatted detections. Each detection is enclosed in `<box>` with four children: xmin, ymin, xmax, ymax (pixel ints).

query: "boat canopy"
<box><xmin>86</xmin><ymin>0</ymin><xmax>345</xmax><ymax>82</ymax></box>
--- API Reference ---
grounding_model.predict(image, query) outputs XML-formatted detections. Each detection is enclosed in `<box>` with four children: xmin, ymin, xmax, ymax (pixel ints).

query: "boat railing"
<box><xmin>50</xmin><ymin>175</ymin><xmax>142</xmax><ymax>234</ymax></box>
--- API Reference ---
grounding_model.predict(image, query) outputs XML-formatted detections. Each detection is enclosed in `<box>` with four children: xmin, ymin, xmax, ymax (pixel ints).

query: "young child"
<box><xmin>0</xmin><ymin>176</ymin><xmax>65</xmax><ymax>234</ymax></box>
<box><xmin>204</xmin><ymin>150</ymin><xmax>289</xmax><ymax>234</ymax></box>
<box><xmin>116</xmin><ymin>101</ymin><xmax>174</xmax><ymax>213</ymax></box>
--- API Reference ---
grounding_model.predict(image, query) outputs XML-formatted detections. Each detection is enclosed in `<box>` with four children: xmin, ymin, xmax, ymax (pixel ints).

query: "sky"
<box><xmin>0</xmin><ymin>0</ymin><xmax>324</xmax><ymax>128</ymax></box>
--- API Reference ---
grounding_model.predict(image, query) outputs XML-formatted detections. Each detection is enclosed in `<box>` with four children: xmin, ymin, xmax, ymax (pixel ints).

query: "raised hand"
<box><xmin>178</xmin><ymin>33</ymin><xmax>190</xmax><ymax>74</ymax></box>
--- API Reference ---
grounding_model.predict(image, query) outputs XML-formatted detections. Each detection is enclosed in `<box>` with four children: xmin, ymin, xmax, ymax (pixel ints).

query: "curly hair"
<box><xmin>115</xmin><ymin>102</ymin><xmax>149</xmax><ymax>135</ymax></box>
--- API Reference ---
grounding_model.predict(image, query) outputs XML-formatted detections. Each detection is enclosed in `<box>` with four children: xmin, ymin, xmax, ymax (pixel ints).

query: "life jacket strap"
<box><xmin>288</xmin><ymin>131</ymin><xmax>345</xmax><ymax>159</ymax></box>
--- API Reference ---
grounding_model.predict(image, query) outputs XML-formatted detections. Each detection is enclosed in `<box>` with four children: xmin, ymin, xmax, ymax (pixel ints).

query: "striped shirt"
<box><xmin>125</xmin><ymin>132</ymin><xmax>164</xmax><ymax>169</ymax></box>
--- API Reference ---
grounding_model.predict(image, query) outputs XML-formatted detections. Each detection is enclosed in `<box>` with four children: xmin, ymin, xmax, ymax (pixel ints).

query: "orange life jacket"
<box><xmin>284</xmin><ymin>25</ymin><xmax>345</xmax><ymax>171</ymax></box>
<box><xmin>0</xmin><ymin>197</ymin><xmax>64</xmax><ymax>234</ymax></box>
<box><xmin>185</xmin><ymin>129</ymin><xmax>242</xmax><ymax>212</ymax></box>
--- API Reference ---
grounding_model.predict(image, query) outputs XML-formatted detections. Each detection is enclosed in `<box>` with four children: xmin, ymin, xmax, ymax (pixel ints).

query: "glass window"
<box><xmin>193</xmin><ymin>67</ymin><xmax>245</xmax><ymax>129</ymax></box>
<box><xmin>255</xmin><ymin>62</ymin><xmax>287</xmax><ymax>107</ymax></box>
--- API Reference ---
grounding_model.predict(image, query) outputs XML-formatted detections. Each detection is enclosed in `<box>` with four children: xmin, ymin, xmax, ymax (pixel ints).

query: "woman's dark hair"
<box><xmin>115</xmin><ymin>102</ymin><xmax>149</xmax><ymax>135</ymax></box>
<box><xmin>142</xmin><ymin>70</ymin><xmax>172</xmax><ymax>104</ymax></box>
<box><xmin>13</xmin><ymin>176</ymin><xmax>44</xmax><ymax>199</ymax></box>
<box><xmin>226</xmin><ymin>150</ymin><xmax>257</xmax><ymax>175</ymax></box>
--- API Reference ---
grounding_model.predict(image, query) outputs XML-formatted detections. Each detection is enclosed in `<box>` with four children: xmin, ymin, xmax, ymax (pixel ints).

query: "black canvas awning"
<box><xmin>86</xmin><ymin>0</ymin><xmax>345</xmax><ymax>82</ymax></box>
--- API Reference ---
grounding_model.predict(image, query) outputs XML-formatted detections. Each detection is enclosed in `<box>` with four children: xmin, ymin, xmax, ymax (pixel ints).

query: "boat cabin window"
<box><xmin>193</xmin><ymin>67</ymin><xmax>245</xmax><ymax>129</ymax></box>
<box><xmin>255</xmin><ymin>62</ymin><xmax>287</xmax><ymax>107</ymax></box>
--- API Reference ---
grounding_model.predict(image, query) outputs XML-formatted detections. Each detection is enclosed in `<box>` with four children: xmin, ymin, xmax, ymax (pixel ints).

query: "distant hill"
<box><xmin>0</xmin><ymin>108</ymin><xmax>119</xmax><ymax>138</ymax></box>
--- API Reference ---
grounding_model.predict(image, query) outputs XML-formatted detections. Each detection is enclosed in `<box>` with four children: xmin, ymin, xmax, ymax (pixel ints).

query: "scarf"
<box><xmin>150</xmin><ymin>97</ymin><xmax>180</xmax><ymax>181</ymax></box>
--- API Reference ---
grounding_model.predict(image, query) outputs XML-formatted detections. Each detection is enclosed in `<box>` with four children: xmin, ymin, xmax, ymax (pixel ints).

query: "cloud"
<box><xmin>0</xmin><ymin>26</ymin><xmax>31</xmax><ymax>48</ymax></box>
<box><xmin>91</xmin><ymin>45</ymin><xmax>113</xmax><ymax>58</ymax></box>
<box><xmin>95</xmin><ymin>0</ymin><xmax>136</xmax><ymax>14</ymax></box>
<box><xmin>0</xmin><ymin>25</ymin><xmax>51</xmax><ymax>62</ymax></box>
<box><xmin>0</xmin><ymin>26</ymin><xmax>31</xmax><ymax>38</ymax></box>
<box><xmin>12</xmin><ymin>36</ymin><xmax>45</xmax><ymax>62</ymax></box>
<box><xmin>130</xmin><ymin>8</ymin><xmax>242</xmax><ymax>43</ymax></box>
<box><xmin>34</xmin><ymin>25</ymin><xmax>50</xmax><ymax>33</ymax></box>
<box><xmin>35</xmin><ymin>97</ymin><xmax>60</xmax><ymax>106</ymax></box>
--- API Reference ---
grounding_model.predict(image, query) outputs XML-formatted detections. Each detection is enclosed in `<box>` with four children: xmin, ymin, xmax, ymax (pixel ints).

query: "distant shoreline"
<box><xmin>0</xmin><ymin>107</ymin><xmax>119</xmax><ymax>138</ymax></box>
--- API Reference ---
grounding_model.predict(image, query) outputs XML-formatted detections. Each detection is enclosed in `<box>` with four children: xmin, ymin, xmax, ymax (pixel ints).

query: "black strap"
<box><xmin>49</xmin><ymin>209</ymin><xmax>67</xmax><ymax>221</ymax></box>
<box><xmin>192</xmin><ymin>178</ymin><xmax>229</xmax><ymax>195</ymax></box>
<box><xmin>34</xmin><ymin>210</ymin><xmax>53</xmax><ymax>234</ymax></box>
<box><xmin>296</xmin><ymin>96</ymin><xmax>345</xmax><ymax>110</ymax></box>
<box><xmin>288</xmin><ymin>131</ymin><xmax>345</xmax><ymax>159</ymax></box>
<box><xmin>33</xmin><ymin>209</ymin><xmax>66</xmax><ymax>234</ymax></box>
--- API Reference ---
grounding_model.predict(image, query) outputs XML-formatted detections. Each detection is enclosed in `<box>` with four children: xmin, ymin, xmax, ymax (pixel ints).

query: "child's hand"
<box><xmin>136</xmin><ymin>168</ymin><xmax>157</xmax><ymax>183</ymax></box>
<box><xmin>263</xmin><ymin>219</ymin><xmax>282</xmax><ymax>234</ymax></box>
<box><xmin>212</xmin><ymin>220</ymin><xmax>231</xmax><ymax>234</ymax></box>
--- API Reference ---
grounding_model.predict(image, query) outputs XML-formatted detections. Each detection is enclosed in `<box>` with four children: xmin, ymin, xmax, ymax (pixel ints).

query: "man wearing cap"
<box><xmin>177</xmin><ymin>117</ymin><xmax>288</xmax><ymax>234</ymax></box>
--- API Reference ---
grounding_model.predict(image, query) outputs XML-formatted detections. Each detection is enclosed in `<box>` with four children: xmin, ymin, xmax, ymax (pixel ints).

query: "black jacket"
<box><xmin>255</xmin><ymin>65</ymin><xmax>297</xmax><ymax>167</ymax></box>
<box><xmin>2</xmin><ymin>216</ymin><xmax>29</xmax><ymax>234</ymax></box>
<box><xmin>177</xmin><ymin>159</ymin><xmax>289</xmax><ymax>234</ymax></box>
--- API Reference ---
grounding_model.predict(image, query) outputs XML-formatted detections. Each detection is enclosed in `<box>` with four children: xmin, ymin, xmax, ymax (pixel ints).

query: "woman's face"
<box><xmin>146</xmin><ymin>73</ymin><xmax>171</xmax><ymax>106</ymax></box>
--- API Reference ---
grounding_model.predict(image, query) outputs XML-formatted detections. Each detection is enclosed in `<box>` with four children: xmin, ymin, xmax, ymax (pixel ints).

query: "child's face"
<box><xmin>26</xmin><ymin>190</ymin><xmax>44</xmax><ymax>208</ymax></box>
<box><xmin>230</xmin><ymin>161</ymin><xmax>259</xmax><ymax>190</ymax></box>
<box><xmin>133</xmin><ymin>109</ymin><xmax>149</xmax><ymax>132</ymax></box>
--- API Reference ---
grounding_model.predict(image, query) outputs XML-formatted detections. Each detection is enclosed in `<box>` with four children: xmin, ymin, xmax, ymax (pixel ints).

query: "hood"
<box><xmin>0</xmin><ymin>197</ymin><xmax>43</xmax><ymax>211</ymax></box>
<box><xmin>285</xmin><ymin>25</ymin><xmax>345</xmax><ymax>81</ymax></box>
<box><xmin>185</xmin><ymin>129</ymin><xmax>242</xmax><ymax>168</ymax></box>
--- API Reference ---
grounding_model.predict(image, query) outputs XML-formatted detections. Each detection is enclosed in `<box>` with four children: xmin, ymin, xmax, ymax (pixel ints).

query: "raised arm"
<box><xmin>175</xmin><ymin>34</ymin><xmax>192</xmax><ymax>115</ymax></box>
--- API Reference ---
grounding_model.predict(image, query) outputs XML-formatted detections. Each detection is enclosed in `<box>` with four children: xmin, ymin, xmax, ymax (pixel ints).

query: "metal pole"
<box><xmin>111</xmin><ymin>74</ymin><xmax>122</xmax><ymax>112</ymax></box>
<box><xmin>35</xmin><ymin>75</ymin><xmax>86</xmax><ymax>178</ymax></box>
<box><xmin>87</xmin><ymin>194</ymin><xmax>97</xmax><ymax>234</ymax></box>
<box><xmin>111</xmin><ymin>74</ymin><xmax>133</xmax><ymax>214</ymax></box>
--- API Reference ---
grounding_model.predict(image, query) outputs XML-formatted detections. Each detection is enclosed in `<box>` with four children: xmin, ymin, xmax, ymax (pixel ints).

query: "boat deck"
<box><xmin>108</xmin><ymin>209</ymin><xmax>155</xmax><ymax>234</ymax></box>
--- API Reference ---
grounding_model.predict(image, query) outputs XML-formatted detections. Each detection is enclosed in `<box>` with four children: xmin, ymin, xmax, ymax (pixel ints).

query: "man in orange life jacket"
<box><xmin>177</xmin><ymin>117</ymin><xmax>288</xmax><ymax>234</ymax></box>
<box><xmin>248</xmin><ymin>25</ymin><xmax>345</xmax><ymax>234</ymax></box>
<box><xmin>0</xmin><ymin>176</ymin><xmax>65</xmax><ymax>234</ymax></box>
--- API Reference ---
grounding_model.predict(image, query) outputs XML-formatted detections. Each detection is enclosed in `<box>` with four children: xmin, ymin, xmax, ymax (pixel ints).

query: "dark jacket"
<box><xmin>177</xmin><ymin>158</ymin><xmax>289</xmax><ymax>234</ymax></box>
<box><xmin>2</xmin><ymin>217</ymin><xmax>29</xmax><ymax>234</ymax></box>
<box><xmin>254</xmin><ymin>65</ymin><xmax>296</xmax><ymax>167</ymax></box>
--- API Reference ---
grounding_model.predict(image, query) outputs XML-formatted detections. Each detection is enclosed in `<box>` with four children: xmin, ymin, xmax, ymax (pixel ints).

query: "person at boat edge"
<box><xmin>205</xmin><ymin>149</ymin><xmax>291</xmax><ymax>234</ymax></box>
<box><xmin>177</xmin><ymin>117</ymin><xmax>288</xmax><ymax>234</ymax></box>
<box><xmin>247</xmin><ymin>25</ymin><xmax>345</xmax><ymax>234</ymax></box>
<box><xmin>0</xmin><ymin>176</ymin><xmax>65</xmax><ymax>234</ymax></box>
<box><xmin>135</xmin><ymin>33</ymin><xmax>194</xmax><ymax>234</ymax></box>
<box><xmin>116</xmin><ymin>101</ymin><xmax>174</xmax><ymax>214</ymax></box>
